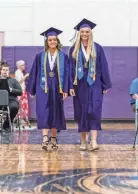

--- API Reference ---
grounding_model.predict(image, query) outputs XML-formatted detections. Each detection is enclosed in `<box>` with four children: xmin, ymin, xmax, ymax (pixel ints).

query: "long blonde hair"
<box><xmin>72</xmin><ymin>29</ymin><xmax>96</xmax><ymax>60</ymax></box>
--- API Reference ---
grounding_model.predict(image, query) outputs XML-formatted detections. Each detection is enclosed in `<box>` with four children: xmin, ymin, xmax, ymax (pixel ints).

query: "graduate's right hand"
<box><xmin>63</xmin><ymin>93</ymin><xmax>68</xmax><ymax>100</ymax></box>
<box><xmin>70</xmin><ymin>89</ymin><xmax>75</xmax><ymax>96</ymax></box>
<box><xmin>103</xmin><ymin>90</ymin><xmax>108</xmax><ymax>94</ymax></box>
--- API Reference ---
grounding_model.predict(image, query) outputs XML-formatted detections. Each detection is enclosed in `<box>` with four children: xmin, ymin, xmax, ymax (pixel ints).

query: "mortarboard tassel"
<box><xmin>69</xmin><ymin>28</ymin><xmax>77</xmax><ymax>43</ymax></box>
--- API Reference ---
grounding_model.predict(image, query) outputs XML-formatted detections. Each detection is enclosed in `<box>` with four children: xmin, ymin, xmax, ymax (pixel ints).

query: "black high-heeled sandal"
<box><xmin>50</xmin><ymin>137</ymin><xmax>58</xmax><ymax>150</ymax></box>
<box><xmin>42</xmin><ymin>135</ymin><xmax>49</xmax><ymax>151</ymax></box>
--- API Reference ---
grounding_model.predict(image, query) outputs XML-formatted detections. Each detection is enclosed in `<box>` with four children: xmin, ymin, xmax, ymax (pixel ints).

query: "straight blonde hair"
<box><xmin>72</xmin><ymin>29</ymin><xmax>96</xmax><ymax>60</ymax></box>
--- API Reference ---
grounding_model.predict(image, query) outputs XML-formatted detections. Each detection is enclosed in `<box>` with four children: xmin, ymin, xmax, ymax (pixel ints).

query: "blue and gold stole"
<box><xmin>40</xmin><ymin>50</ymin><xmax>64</xmax><ymax>93</ymax></box>
<box><xmin>74</xmin><ymin>43</ymin><xmax>97</xmax><ymax>86</ymax></box>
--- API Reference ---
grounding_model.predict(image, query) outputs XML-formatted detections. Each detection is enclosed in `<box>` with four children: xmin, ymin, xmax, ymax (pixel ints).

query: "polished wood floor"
<box><xmin>0</xmin><ymin>122</ymin><xmax>138</xmax><ymax>194</ymax></box>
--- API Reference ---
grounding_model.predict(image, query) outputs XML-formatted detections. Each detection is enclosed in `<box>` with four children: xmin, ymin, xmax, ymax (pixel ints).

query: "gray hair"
<box><xmin>16</xmin><ymin>60</ymin><xmax>25</xmax><ymax>68</ymax></box>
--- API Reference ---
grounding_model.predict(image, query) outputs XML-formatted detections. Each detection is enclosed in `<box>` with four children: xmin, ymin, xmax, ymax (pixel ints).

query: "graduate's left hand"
<box><xmin>103</xmin><ymin>90</ymin><xmax>108</xmax><ymax>94</ymax></box>
<box><xmin>63</xmin><ymin>93</ymin><xmax>68</xmax><ymax>100</ymax></box>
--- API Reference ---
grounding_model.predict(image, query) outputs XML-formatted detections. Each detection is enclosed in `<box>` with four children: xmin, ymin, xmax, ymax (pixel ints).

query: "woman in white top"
<box><xmin>15</xmin><ymin>60</ymin><xmax>30</xmax><ymax>126</ymax></box>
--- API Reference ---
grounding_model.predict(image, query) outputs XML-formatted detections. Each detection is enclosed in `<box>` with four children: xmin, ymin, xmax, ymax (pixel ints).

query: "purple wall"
<box><xmin>2</xmin><ymin>46</ymin><xmax>138</xmax><ymax>120</ymax></box>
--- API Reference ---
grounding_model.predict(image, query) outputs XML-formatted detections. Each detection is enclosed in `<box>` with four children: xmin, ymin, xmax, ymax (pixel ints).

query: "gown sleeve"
<box><xmin>26</xmin><ymin>54</ymin><xmax>38</xmax><ymax>95</ymax></box>
<box><xmin>68</xmin><ymin>47</ymin><xmax>75</xmax><ymax>90</ymax></box>
<box><xmin>100</xmin><ymin>46</ymin><xmax>112</xmax><ymax>90</ymax></box>
<box><xmin>63</xmin><ymin>54</ymin><xmax>69</xmax><ymax>93</ymax></box>
<box><xmin>15</xmin><ymin>70</ymin><xmax>21</xmax><ymax>83</ymax></box>
<box><xmin>10</xmin><ymin>79</ymin><xmax>22</xmax><ymax>96</ymax></box>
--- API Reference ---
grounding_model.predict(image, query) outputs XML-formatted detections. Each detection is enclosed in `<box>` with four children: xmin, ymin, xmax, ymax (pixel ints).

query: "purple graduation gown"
<box><xmin>69</xmin><ymin>42</ymin><xmax>112</xmax><ymax>132</ymax></box>
<box><xmin>27</xmin><ymin>51</ymin><xmax>69</xmax><ymax>130</ymax></box>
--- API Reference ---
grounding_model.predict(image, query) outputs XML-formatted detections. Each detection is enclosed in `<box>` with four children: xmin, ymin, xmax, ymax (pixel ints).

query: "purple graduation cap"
<box><xmin>74</xmin><ymin>18</ymin><xmax>96</xmax><ymax>31</ymax></box>
<box><xmin>70</xmin><ymin>18</ymin><xmax>96</xmax><ymax>42</ymax></box>
<box><xmin>40</xmin><ymin>27</ymin><xmax>63</xmax><ymax>38</ymax></box>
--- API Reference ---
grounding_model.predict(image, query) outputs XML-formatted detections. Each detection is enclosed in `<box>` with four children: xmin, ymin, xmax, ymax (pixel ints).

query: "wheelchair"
<box><xmin>133</xmin><ymin>99</ymin><xmax>138</xmax><ymax>148</ymax></box>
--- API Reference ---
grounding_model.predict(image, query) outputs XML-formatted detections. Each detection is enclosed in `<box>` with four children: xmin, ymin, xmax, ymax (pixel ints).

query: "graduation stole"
<box><xmin>73</xmin><ymin>42</ymin><xmax>97</xmax><ymax>86</ymax></box>
<box><xmin>40</xmin><ymin>50</ymin><xmax>64</xmax><ymax>93</ymax></box>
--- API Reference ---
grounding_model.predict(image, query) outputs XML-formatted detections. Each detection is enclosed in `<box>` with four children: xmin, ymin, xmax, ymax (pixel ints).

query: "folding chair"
<box><xmin>133</xmin><ymin>99</ymin><xmax>138</xmax><ymax>148</ymax></box>
<box><xmin>0</xmin><ymin>90</ymin><xmax>12</xmax><ymax>132</ymax></box>
<box><xmin>13</xmin><ymin>113</ymin><xmax>21</xmax><ymax>132</ymax></box>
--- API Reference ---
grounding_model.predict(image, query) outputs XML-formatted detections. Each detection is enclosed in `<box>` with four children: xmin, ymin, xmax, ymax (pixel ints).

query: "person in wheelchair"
<box><xmin>0</xmin><ymin>63</ymin><xmax>22</xmax><ymax>132</ymax></box>
<box><xmin>130</xmin><ymin>77</ymin><xmax>138</xmax><ymax>112</ymax></box>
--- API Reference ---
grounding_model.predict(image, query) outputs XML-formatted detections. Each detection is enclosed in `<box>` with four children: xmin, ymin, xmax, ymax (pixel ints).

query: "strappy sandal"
<box><xmin>42</xmin><ymin>135</ymin><xmax>49</xmax><ymax>151</ymax></box>
<box><xmin>89</xmin><ymin>141</ymin><xmax>99</xmax><ymax>151</ymax></box>
<box><xmin>50</xmin><ymin>137</ymin><xmax>58</xmax><ymax>150</ymax></box>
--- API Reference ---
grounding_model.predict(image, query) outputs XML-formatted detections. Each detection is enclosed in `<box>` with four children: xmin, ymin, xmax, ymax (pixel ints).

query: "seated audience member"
<box><xmin>0</xmin><ymin>63</ymin><xmax>22</xmax><ymax>132</ymax></box>
<box><xmin>130</xmin><ymin>77</ymin><xmax>138</xmax><ymax>112</ymax></box>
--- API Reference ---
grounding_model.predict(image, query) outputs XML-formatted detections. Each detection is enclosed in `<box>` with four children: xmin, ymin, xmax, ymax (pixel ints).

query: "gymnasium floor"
<box><xmin>0</xmin><ymin>122</ymin><xmax>138</xmax><ymax>194</ymax></box>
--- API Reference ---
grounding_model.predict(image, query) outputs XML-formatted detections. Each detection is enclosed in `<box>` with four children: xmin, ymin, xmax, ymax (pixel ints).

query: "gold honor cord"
<box><xmin>90</xmin><ymin>54</ymin><xmax>96</xmax><ymax>81</ymax></box>
<box><xmin>44</xmin><ymin>52</ymin><xmax>48</xmax><ymax>93</ymax></box>
<box><xmin>92</xmin><ymin>44</ymin><xmax>96</xmax><ymax>81</ymax></box>
<box><xmin>57</xmin><ymin>51</ymin><xmax>63</xmax><ymax>93</ymax></box>
<box><xmin>43</xmin><ymin>50</ymin><xmax>63</xmax><ymax>94</ymax></box>
<box><xmin>92</xmin><ymin>58</ymin><xmax>96</xmax><ymax>81</ymax></box>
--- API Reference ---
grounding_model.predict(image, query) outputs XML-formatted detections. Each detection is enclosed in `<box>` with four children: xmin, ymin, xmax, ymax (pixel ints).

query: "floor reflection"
<box><xmin>0</xmin><ymin>128</ymin><xmax>138</xmax><ymax>193</ymax></box>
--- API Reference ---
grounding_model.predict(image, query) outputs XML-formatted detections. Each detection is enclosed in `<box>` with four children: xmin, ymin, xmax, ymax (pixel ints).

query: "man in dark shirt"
<box><xmin>0</xmin><ymin>63</ymin><xmax>22</xmax><ymax>131</ymax></box>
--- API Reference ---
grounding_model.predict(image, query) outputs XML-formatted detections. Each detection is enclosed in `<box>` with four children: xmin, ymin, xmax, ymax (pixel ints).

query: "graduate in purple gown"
<box><xmin>27</xmin><ymin>27</ymin><xmax>69</xmax><ymax>151</ymax></box>
<box><xmin>69</xmin><ymin>19</ymin><xmax>112</xmax><ymax>151</ymax></box>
